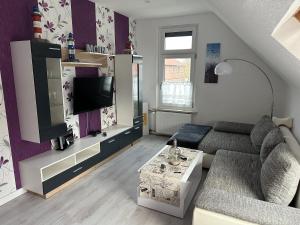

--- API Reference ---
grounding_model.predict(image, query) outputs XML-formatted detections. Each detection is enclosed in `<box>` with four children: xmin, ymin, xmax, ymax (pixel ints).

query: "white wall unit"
<box><xmin>115</xmin><ymin>55</ymin><xmax>133</xmax><ymax>127</ymax></box>
<box><xmin>76</xmin><ymin>143</ymin><xmax>100</xmax><ymax>164</ymax></box>
<box><xmin>41</xmin><ymin>156</ymin><xmax>76</xmax><ymax>181</ymax></box>
<box><xmin>115</xmin><ymin>55</ymin><xmax>143</xmax><ymax>127</ymax></box>
<box><xmin>10</xmin><ymin>40</ymin><xmax>67</xmax><ymax>143</ymax></box>
<box><xmin>19</xmin><ymin>125</ymin><xmax>131</xmax><ymax>197</ymax></box>
<box><xmin>10</xmin><ymin>41</ymin><xmax>39</xmax><ymax>142</ymax></box>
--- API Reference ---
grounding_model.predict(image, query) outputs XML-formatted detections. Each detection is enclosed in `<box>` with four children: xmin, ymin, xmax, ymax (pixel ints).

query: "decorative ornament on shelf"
<box><xmin>67</xmin><ymin>33</ymin><xmax>78</xmax><ymax>62</ymax></box>
<box><xmin>123</xmin><ymin>39</ymin><xmax>134</xmax><ymax>54</ymax></box>
<box><xmin>32</xmin><ymin>5</ymin><xmax>42</xmax><ymax>39</ymax></box>
<box><xmin>86</xmin><ymin>44</ymin><xmax>107</xmax><ymax>54</ymax></box>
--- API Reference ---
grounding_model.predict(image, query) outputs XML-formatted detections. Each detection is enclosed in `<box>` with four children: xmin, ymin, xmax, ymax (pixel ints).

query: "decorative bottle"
<box><xmin>67</xmin><ymin>33</ymin><xmax>76</xmax><ymax>62</ymax></box>
<box><xmin>168</xmin><ymin>139</ymin><xmax>181</xmax><ymax>166</ymax></box>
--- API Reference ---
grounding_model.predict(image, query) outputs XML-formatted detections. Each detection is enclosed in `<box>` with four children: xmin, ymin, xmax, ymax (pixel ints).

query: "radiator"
<box><xmin>155</xmin><ymin>111</ymin><xmax>192</xmax><ymax>135</ymax></box>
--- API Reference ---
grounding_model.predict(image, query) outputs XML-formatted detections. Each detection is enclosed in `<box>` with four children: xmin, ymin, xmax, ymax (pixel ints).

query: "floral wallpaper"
<box><xmin>129</xmin><ymin>18</ymin><xmax>137</xmax><ymax>52</ymax></box>
<box><xmin>95</xmin><ymin>5</ymin><xmax>115</xmax><ymax>76</ymax></box>
<box><xmin>38</xmin><ymin>0</ymin><xmax>80</xmax><ymax>138</ymax></box>
<box><xmin>100</xmin><ymin>105</ymin><xmax>117</xmax><ymax>129</ymax></box>
<box><xmin>0</xmin><ymin>75</ymin><xmax>16</xmax><ymax>199</ymax></box>
<box><xmin>95</xmin><ymin>4</ymin><xmax>117</xmax><ymax>129</ymax></box>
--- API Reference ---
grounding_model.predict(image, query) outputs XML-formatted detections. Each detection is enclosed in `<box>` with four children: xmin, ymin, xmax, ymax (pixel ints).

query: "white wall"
<box><xmin>136</xmin><ymin>12</ymin><xmax>288</xmax><ymax>124</ymax></box>
<box><xmin>285</xmin><ymin>84</ymin><xmax>300</xmax><ymax>141</ymax></box>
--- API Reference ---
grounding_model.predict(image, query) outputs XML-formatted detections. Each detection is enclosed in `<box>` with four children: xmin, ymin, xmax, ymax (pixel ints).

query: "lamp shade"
<box><xmin>214</xmin><ymin>61</ymin><xmax>233</xmax><ymax>76</ymax></box>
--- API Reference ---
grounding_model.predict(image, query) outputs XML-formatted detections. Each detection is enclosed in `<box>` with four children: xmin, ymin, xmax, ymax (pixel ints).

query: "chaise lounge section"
<box><xmin>193</xmin><ymin>117</ymin><xmax>300</xmax><ymax>225</ymax></box>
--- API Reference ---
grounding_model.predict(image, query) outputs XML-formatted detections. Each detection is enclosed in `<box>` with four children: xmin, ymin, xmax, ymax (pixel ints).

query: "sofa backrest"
<box><xmin>280</xmin><ymin>126</ymin><xmax>300</xmax><ymax>208</ymax></box>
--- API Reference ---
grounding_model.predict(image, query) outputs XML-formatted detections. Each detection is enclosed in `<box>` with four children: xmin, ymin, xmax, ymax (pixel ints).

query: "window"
<box><xmin>159</xmin><ymin>26</ymin><xmax>197</xmax><ymax>110</ymax></box>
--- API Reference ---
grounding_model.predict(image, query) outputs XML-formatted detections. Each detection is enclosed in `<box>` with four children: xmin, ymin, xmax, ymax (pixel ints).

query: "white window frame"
<box><xmin>158</xmin><ymin>25</ymin><xmax>197</xmax><ymax>111</ymax></box>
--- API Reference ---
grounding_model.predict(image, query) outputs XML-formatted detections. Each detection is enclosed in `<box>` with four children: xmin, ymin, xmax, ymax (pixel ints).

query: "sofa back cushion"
<box><xmin>251</xmin><ymin>115</ymin><xmax>276</xmax><ymax>152</ymax></box>
<box><xmin>213</xmin><ymin>121</ymin><xmax>254</xmax><ymax>135</ymax></box>
<box><xmin>260</xmin><ymin>128</ymin><xmax>284</xmax><ymax>163</ymax></box>
<box><xmin>261</xmin><ymin>143</ymin><xmax>300</xmax><ymax>205</ymax></box>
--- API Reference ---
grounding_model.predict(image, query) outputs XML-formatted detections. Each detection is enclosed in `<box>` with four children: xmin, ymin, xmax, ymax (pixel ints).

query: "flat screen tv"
<box><xmin>73</xmin><ymin>76</ymin><xmax>114</xmax><ymax>115</ymax></box>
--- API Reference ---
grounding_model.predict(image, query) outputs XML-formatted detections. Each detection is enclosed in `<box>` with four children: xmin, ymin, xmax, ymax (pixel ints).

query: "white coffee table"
<box><xmin>137</xmin><ymin>145</ymin><xmax>203</xmax><ymax>218</ymax></box>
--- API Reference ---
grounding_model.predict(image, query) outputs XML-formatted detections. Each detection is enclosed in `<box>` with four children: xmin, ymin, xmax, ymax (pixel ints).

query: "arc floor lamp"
<box><xmin>214</xmin><ymin>59</ymin><xmax>274</xmax><ymax>117</ymax></box>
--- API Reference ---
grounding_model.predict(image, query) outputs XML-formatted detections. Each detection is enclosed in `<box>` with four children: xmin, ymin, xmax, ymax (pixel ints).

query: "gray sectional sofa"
<box><xmin>194</xmin><ymin>116</ymin><xmax>300</xmax><ymax>225</ymax></box>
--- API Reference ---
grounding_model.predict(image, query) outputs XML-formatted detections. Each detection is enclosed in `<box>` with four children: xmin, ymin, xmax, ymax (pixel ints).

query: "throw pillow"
<box><xmin>250</xmin><ymin>115</ymin><xmax>276</xmax><ymax>152</ymax></box>
<box><xmin>261</xmin><ymin>143</ymin><xmax>300</xmax><ymax>205</ymax></box>
<box><xmin>260</xmin><ymin>128</ymin><xmax>284</xmax><ymax>163</ymax></box>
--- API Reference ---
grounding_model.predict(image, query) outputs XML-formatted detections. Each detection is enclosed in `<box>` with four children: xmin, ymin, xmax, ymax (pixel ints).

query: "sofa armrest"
<box><xmin>196</xmin><ymin>188</ymin><xmax>300</xmax><ymax>225</ymax></box>
<box><xmin>213</xmin><ymin>121</ymin><xmax>254</xmax><ymax>135</ymax></box>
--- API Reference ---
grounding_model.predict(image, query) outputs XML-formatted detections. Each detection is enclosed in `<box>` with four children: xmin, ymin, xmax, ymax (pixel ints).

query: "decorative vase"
<box><xmin>123</xmin><ymin>39</ymin><xmax>133</xmax><ymax>54</ymax></box>
<box><xmin>167</xmin><ymin>139</ymin><xmax>181</xmax><ymax>166</ymax></box>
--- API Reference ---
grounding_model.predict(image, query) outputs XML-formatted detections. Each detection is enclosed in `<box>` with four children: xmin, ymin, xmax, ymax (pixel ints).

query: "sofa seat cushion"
<box><xmin>167</xmin><ymin>132</ymin><xmax>204</xmax><ymax>149</ymax></box>
<box><xmin>196</xmin><ymin>188</ymin><xmax>300</xmax><ymax>225</ymax></box>
<box><xmin>203</xmin><ymin>150</ymin><xmax>264</xmax><ymax>199</ymax></box>
<box><xmin>199</xmin><ymin>130</ymin><xmax>257</xmax><ymax>155</ymax></box>
<box><xmin>250</xmin><ymin>115</ymin><xmax>276</xmax><ymax>152</ymax></box>
<box><xmin>167</xmin><ymin>124</ymin><xmax>212</xmax><ymax>149</ymax></box>
<box><xmin>261</xmin><ymin>143</ymin><xmax>300</xmax><ymax>205</ymax></box>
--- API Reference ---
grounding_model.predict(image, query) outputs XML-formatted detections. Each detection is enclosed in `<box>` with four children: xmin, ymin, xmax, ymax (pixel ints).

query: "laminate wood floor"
<box><xmin>0</xmin><ymin>135</ymin><xmax>207</xmax><ymax>225</ymax></box>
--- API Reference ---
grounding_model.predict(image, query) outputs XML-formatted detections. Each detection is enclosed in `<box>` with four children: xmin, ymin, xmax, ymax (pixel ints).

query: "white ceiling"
<box><xmin>90</xmin><ymin>0</ymin><xmax>210</xmax><ymax>19</ymax></box>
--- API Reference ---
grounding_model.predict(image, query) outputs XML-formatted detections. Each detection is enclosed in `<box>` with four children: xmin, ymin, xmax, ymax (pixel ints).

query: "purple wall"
<box><xmin>0</xmin><ymin>0</ymin><xmax>51</xmax><ymax>189</ymax></box>
<box><xmin>71</xmin><ymin>0</ymin><xmax>101</xmax><ymax>137</ymax></box>
<box><xmin>0</xmin><ymin>1</ymin><xmax>130</xmax><ymax>190</ymax></box>
<box><xmin>114</xmin><ymin>12</ymin><xmax>129</xmax><ymax>54</ymax></box>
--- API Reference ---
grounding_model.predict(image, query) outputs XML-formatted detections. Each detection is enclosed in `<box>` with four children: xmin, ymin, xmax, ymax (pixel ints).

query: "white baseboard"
<box><xmin>0</xmin><ymin>188</ymin><xmax>27</xmax><ymax>207</ymax></box>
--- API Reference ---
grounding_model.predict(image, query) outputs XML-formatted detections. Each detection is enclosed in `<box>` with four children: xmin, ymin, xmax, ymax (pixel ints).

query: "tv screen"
<box><xmin>73</xmin><ymin>77</ymin><xmax>114</xmax><ymax>115</ymax></box>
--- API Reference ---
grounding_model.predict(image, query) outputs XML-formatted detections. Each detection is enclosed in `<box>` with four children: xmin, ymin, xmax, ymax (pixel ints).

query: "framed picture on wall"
<box><xmin>204</xmin><ymin>43</ymin><xmax>221</xmax><ymax>83</ymax></box>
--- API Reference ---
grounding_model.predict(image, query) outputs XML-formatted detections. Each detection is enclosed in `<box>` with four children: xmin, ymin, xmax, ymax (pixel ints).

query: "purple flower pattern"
<box><xmin>129</xmin><ymin>19</ymin><xmax>137</xmax><ymax>50</ymax></box>
<box><xmin>58</xmin><ymin>33</ymin><xmax>67</xmax><ymax>44</ymax></box>
<box><xmin>59</xmin><ymin>0</ymin><xmax>69</xmax><ymax>7</ymax></box>
<box><xmin>0</xmin><ymin>156</ymin><xmax>9</xmax><ymax>169</ymax></box>
<box><xmin>99</xmin><ymin>35</ymin><xmax>105</xmax><ymax>43</ymax></box>
<box><xmin>0</xmin><ymin>77</ymin><xmax>16</xmax><ymax>198</ymax></box>
<box><xmin>63</xmin><ymin>81</ymin><xmax>70</xmax><ymax>90</ymax></box>
<box><xmin>108</xmin><ymin>16</ymin><xmax>113</xmax><ymax>23</ymax></box>
<box><xmin>96</xmin><ymin>19</ymin><xmax>102</xmax><ymax>28</ymax></box>
<box><xmin>44</xmin><ymin>21</ymin><xmax>55</xmax><ymax>32</ymax></box>
<box><xmin>39</xmin><ymin>0</ymin><xmax>50</xmax><ymax>12</ymax></box>
<box><xmin>67</xmin><ymin>92</ymin><xmax>73</xmax><ymax>102</ymax></box>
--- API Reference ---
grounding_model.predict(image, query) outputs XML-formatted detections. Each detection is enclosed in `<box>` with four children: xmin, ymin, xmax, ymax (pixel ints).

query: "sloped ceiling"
<box><xmin>206</xmin><ymin>0</ymin><xmax>300</xmax><ymax>88</ymax></box>
<box><xmin>90</xmin><ymin>0</ymin><xmax>210</xmax><ymax>18</ymax></box>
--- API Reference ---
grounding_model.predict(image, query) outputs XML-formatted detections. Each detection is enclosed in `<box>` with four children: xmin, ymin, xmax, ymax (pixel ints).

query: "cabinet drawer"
<box><xmin>119</xmin><ymin>128</ymin><xmax>135</xmax><ymax>149</ymax></box>
<box><xmin>100</xmin><ymin>136</ymin><xmax>120</xmax><ymax>160</ymax></box>
<box><xmin>132</xmin><ymin>124</ymin><xmax>143</xmax><ymax>141</ymax></box>
<box><xmin>133</xmin><ymin>116</ymin><xmax>143</xmax><ymax>126</ymax></box>
<box><xmin>42</xmin><ymin>153</ymin><xmax>101</xmax><ymax>194</ymax></box>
